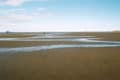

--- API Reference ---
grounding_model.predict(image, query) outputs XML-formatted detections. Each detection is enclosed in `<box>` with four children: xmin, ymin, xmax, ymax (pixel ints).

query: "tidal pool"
<box><xmin>0</xmin><ymin>35</ymin><xmax>120</xmax><ymax>54</ymax></box>
<box><xmin>0</xmin><ymin>43</ymin><xmax>120</xmax><ymax>54</ymax></box>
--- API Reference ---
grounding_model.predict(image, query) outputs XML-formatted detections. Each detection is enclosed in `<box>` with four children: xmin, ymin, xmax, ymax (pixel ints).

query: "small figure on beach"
<box><xmin>6</xmin><ymin>30</ymin><xmax>10</xmax><ymax>34</ymax></box>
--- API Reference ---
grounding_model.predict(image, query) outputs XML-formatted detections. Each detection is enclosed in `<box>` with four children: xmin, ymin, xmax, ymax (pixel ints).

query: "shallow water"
<box><xmin>0</xmin><ymin>35</ymin><xmax>120</xmax><ymax>54</ymax></box>
<box><xmin>0</xmin><ymin>43</ymin><xmax>120</xmax><ymax>54</ymax></box>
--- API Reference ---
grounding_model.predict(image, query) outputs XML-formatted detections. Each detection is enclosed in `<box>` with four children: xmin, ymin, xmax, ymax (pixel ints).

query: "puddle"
<box><xmin>0</xmin><ymin>43</ymin><xmax>120</xmax><ymax>54</ymax></box>
<box><xmin>0</xmin><ymin>38</ymin><xmax>18</xmax><ymax>40</ymax></box>
<box><xmin>0</xmin><ymin>37</ymin><xmax>100</xmax><ymax>42</ymax></box>
<box><xmin>0</xmin><ymin>35</ymin><xmax>120</xmax><ymax>54</ymax></box>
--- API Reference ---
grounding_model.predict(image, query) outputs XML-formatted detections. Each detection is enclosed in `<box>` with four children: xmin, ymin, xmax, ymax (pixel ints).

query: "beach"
<box><xmin>0</xmin><ymin>32</ymin><xmax>120</xmax><ymax>80</ymax></box>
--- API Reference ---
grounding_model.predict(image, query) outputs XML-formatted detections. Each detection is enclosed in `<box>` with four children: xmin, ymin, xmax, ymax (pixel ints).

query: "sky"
<box><xmin>0</xmin><ymin>0</ymin><xmax>120</xmax><ymax>32</ymax></box>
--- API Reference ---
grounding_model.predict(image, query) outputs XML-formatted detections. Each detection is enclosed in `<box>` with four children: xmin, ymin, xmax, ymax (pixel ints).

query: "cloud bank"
<box><xmin>0</xmin><ymin>0</ymin><xmax>48</xmax><ymax>6</ymax></box>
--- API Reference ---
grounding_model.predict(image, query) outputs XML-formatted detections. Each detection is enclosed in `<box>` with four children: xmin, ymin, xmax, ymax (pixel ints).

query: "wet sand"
<box><xmin>66</xmin><ymin>32</ymin><xmax>120</xmax><ymax>41</ymax></box>
<box><xmin>0</xmin><ymin>33</ymin><xmax>35</xmax><ymax>38</ymax></box>
<box><xmin>1</xmin><ymin>48</ymin><xmax>120</xmax><ymax>80</ymax></box>
<box><xmin>0</xmin><ymin>41</ymin><xmax>82</xmax><ymax>47</ymax></box>
<box><xmin>0</xmin><ymin>32</ymin><xmax>120</xmax><ymax>80</ymax></box>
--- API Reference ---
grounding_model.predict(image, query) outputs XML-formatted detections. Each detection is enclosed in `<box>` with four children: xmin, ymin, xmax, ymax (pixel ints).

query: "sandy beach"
<box><xmin>0</xmin><ymin>32</ymin><xmax>120</xmax><ymax>80</ymax></box>
<box><xmin>1</xmin><ymin>0</ymin><xmax>120</xmax><ymax>79</ymax></box>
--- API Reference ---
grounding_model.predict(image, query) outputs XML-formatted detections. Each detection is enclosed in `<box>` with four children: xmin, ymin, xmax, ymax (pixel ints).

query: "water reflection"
<box><xmin>0</xmin><ymin>43</ymin><xmax>120</xmax><ymax>54</ymax></box>
<box><xmin>0</xmin><ymin>35</ymin><xmax>120</xmax><ymax>53</ymax></box>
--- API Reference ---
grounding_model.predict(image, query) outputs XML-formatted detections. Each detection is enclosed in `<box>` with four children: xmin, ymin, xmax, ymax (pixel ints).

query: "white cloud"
<box><xmin>0</xmin><ymin>0</ymin><xmax>29</xmax><ymax>6</ymax></box>
<box><xmin>0</xmin><ymin>0</ymin><xmax>48</xmax><ymax>6</ymax></box>
<box><xmin>0</xmin><ymin>14</ymin><xmax>33</xmax><ymax>22</ymax></box>
<box><xmin>0</xmin><ymin>7</ymin><xmax>52</xmax><ymax>25</ymax></box>
<box><xmin>5</xmin><ymin>0</ymin><xmax>28</xmax><ymax>6</ymax></box>
<box><xmin>0</xmin><ymin>8</ymin><xmax>32</xmax><ymax>22</ymax></box>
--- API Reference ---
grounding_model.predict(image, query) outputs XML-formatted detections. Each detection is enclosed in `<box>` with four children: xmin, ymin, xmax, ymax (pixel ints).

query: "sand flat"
<box><xmin>0</xmin><ymin>32</ymin><xmax>120</xmax><ymax>80</ymax></box>
<box><xmin>0</xmin><ymin>33</ymin><xmax>35</xmax><ymax>38</ymax></box>
<box><xmin>0</xmin><ymin>41</ymin><xmax>82</xmax><ymax>47</ymax></box>
<box><xmin>1</xmin><ymin>48</ymin><xmax>120</xmax><ymax>80</ymax></box>
<box><xmin>66</xmin><ymin>32</ymin><xmax>120</xmax><ymax>41</ymax></box>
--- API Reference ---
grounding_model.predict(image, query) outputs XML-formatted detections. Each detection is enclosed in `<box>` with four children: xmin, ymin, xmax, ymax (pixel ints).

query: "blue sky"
<box><xmin>0</xmin><ymin>0</ymin><xmax>120</xmax><ymax>32</ymax></box>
